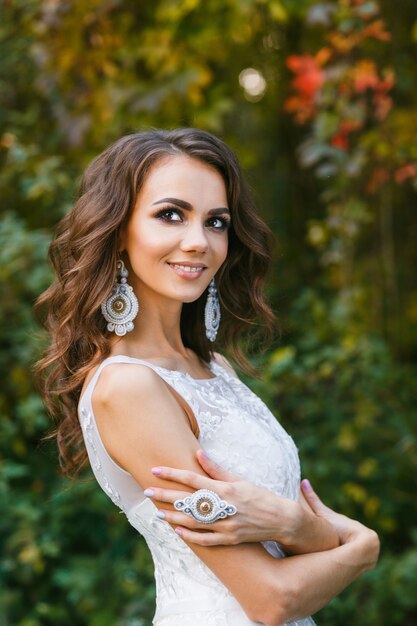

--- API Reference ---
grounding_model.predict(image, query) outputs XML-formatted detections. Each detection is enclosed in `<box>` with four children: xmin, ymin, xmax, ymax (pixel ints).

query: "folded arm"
<box><xmin>144</xmin><ymin>451</ymin><xmax>340</xmax><ymax>554</ymax></box>
<box><xmin>93</xmin><ymin>363</ymin><xmax>379</xmax><ymax>626</ymax></box>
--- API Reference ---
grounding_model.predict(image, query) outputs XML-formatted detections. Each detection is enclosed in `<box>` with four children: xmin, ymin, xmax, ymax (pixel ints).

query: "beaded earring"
<box><xmin>101</xmin><ymin>259</ymin><xmax>139</xmax><ymax>336</ymax></box>
<box><xmin>204</xmin><ymin>278</ymin><xmax>221</xmax><ymax>342</ymax></box>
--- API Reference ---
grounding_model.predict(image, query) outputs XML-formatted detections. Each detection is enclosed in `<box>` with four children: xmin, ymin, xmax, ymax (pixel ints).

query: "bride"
<box><xmin>36</xmin><ymin>128</ymin><xmax>379</xmax><ymax>625</ymax></box>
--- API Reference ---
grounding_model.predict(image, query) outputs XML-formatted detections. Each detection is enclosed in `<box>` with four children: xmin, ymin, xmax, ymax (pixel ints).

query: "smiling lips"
<box><xmin>167</xmin><ymin>262</ymin><xmax>207</xmax><ymax>279</ymax></box>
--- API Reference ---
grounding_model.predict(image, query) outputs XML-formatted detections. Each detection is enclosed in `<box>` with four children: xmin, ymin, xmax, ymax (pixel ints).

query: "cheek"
<box><xmin>126</xmin><ymin>220</ymin><xmax>176</xmax><ymax>260</ymax></box>
<box><xmin>216</xmin><ymin>234</ymin><xmax>229</xmax><ymax>263</ymax></box>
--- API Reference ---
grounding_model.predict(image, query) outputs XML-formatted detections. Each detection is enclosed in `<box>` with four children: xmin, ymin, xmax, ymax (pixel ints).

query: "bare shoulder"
<box><xmin>212</xmin><ymin>351</ymin><xmax>239</xmax><ymax>379</ymax></box>
<box><xmin>92</xmin><ymin>361</ymin><xmax>161</xmax><ymax>408</ymax></box>
<box><xmin>92</xmin><ymin>361</ymin><xmax>191</xmax><ymax>433</ymax></box>
<box><xmin>91</xmin><ymin>361</ymin><xmax>198</xmax><ymax>474</ymax></box>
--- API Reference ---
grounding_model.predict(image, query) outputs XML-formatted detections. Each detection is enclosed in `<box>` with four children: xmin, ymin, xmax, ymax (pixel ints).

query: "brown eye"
<box><xmin>207</xmin><ymin>217</ymin><xmax>230</xmax><ymax>231</ymax></box>
<box><xmin>155</xmin><ymin>208</ymin><xmax>183</xmax><ymax>222</ymax></box>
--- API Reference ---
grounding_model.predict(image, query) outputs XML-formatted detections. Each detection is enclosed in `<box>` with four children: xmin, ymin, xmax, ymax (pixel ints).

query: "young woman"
<box><xmin>36</xmin><ymin>128</ymin><xmax>379</xmax><ymax>626</ymax></box>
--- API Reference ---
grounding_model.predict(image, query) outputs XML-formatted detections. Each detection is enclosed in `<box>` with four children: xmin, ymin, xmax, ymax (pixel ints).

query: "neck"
<box><xmin>110</xmin><ymin>288</ymin><xmax>189</xmax><ymax>359</ymax></box>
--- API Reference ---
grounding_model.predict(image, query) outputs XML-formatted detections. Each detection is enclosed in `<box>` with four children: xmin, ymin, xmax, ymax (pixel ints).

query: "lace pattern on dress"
<box><xmin>78</xmin><ymin>356</ymin><xmax>315</xmax><ymax>626</ymax></box>
<box><xmin>79</xmin><ymin>406</ymin><xmax>125</xmax><ymax>513</ymax></box>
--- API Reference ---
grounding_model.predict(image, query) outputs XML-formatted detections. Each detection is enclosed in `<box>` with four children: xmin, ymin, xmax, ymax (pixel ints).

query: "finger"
<box><xmin>155</xmin><ymin>508</ymin><xmax>232</xmax><ymax>532</ymax></box>
<box><xmin>144</xmin><ymin>487</ymin><xmax>191</xmax><ymax>505</ymax></box>
<box><xmin>196</xmin><ymin>449</ymin><xmax>238</xmax><ymax>482</ymax></box>
<box><xmin>174</xmin><ymin>526</ymin><xmax>235</xmax><ymax>546</ymax></box>
<box><xmin>151</xmin><ymin>466</ymin><xmax>218</xmax><ymax>491</ymax></box>
<box><xmin>301</xmin><ymin>479</ymin><xmax>330</xmax><ymax>515</ymax></box>
<box><xmin>155</xmin><ymin>509</ymin><xmax>217</xmax><ymax>529</ymax></box>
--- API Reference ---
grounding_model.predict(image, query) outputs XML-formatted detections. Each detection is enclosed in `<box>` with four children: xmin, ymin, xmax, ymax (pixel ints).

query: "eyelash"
<box><xmin>155</xmin><ymin>207</ymin><xmax>231</xmax><ymax>231</ymax></box>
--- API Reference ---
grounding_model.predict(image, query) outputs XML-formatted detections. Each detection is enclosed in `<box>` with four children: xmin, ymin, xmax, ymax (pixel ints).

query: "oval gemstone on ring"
<box><xmin>198</xmin><ymin>499</ymin><xmax>213</xmax><ymax>516</ymax></box>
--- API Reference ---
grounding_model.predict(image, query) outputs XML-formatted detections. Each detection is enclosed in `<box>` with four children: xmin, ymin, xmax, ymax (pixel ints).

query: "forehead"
<box><xmin>137</xmin><ymin>155</ymin><xmax>228</xmax><ymax>204</ymax></box>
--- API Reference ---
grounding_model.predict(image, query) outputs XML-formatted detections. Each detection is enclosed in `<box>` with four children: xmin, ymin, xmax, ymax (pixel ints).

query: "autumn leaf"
<box><xmin>286</xmin><ymin>54</ymin><xmax>326</xmax><ymax>97</ymax></box>
<box><xmin>373</xmin><ymin>93</ymin><xmax>393</xmax><ymax>120</ymax></box>
<box><xmin>331</xmin><ymin>132</ymin><xmax>350</xmax><ymax>151</ymax></box>
<box><xmin>284</xmin><ymin>54</ymin><xmax>327</xmax><ymax>124</ymax></box>
<box><xmin>363</xmin><ymin>19</ymin><xmax>391</xmax><ymax>41</ymax></box>
<box><xmin>366</xmin><ymin>166</ymin><xmax>390</xmax><ymax>193</ymax></box>
<box><xmin>351</xmin><ymin>60</ymin><xmax>379</xmax><ymax>93</ymax></box>
<box><xmin>395</xmin><ymin>163</ymin><xmax>417</xmax><ymax>184</ymax></box>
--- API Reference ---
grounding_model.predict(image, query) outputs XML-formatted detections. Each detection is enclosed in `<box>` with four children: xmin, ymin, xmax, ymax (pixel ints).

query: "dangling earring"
<box><xmin>205</xmin><ymin>278</ymin><xmax>221</xmax><ymax>342</ymax></box>
<box><xmin>101</xmin><ymin>259</ymin><xmax>139</xmax><ymax>336</ymax></box>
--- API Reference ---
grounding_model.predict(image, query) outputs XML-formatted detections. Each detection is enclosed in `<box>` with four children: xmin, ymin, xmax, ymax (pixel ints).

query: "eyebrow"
<box><xmin>152</xmin><ymin>197</ymin><xmax>230</xmax><ymax>216</ymax></box>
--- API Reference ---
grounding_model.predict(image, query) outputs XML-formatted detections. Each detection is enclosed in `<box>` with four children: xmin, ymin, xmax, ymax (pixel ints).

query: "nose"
<box><xmin>179</xmin><ymin>221</ymin><xmax>209</xmax><ymax>254</ymax></box>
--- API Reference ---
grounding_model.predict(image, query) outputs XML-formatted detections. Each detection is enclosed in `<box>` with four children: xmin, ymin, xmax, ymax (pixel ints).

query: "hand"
<box><xmin>145</xmin><ymin>449</ymin><xmax>319</xmax><ymax>548</ymax></box>
<box><xmin>301</xmin><ymin>479</ymin><xmax>369</xmax><ymax>543</ymax></box>
<box><xmin>301</xmin><ymin>479</ymin><xmax>380</xmax><ymax>569</ymax></box>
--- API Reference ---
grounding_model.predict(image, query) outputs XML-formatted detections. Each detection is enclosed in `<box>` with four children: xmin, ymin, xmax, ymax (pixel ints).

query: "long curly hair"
<box><xmin>35</xmin><ymin>128</ymin><xmax>278</xmax><ymax>476</ymax></box>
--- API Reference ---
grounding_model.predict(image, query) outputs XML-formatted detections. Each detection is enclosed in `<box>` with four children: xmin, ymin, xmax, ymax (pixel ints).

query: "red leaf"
<box><xmin>395</xmin><ymin>164</ymin><xmax>417</xmax><ymax>184</ymax></box>
<box><xmin>286</xmin><ymin>55</ymin><xmax>325</xmax><ymax>97</ymax></box>
<box><xmin>330</xmin><ymin>133</ymin><xmax>349</xmax><ymax>151</ymax></box>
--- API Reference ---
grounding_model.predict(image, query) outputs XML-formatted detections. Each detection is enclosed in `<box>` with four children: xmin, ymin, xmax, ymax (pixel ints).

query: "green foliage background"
<box><xmin>1</xmin><ymin>1</ymin><xmax>416</xmax><ymax>624</ymax></box>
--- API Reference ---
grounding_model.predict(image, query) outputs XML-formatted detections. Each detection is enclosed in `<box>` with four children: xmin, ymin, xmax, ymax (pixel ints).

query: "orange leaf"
<box><xmin>283</xmin><ymin>95</ymin><xmax>304</xmax><ymax>112</ymax></box>
<box><xmin>373</xmin><ymin>93</ymin><xmax>393</xmax><ymax>120</ymax></box>
<box><xmin>328</xmin><ymin>31</ymin><xmax>360</xmax><ymax>53</ymax></box>
<box><xmin>286</xmin><ymin>55</ymin><xmax>325</xmax><ymax>97</ymax></box>
<box><xmin>377</xmin><ymin>69</ymin><xmax>395</xmax><ymax>93</ymax></box>
<box><xmin>363</xmin><ymin>19</ymin><xmax>391</xmax><ymax>41</ymax></box>
<box><xmin>331</xmin><ymin>133</ymin><xmax>349</xmax><ymax>151</ymax></box>
<box><xmin>395</xmin><ymin>163</ymin><xmax>417</xmax><ymax>184</ymax></box>
<box><xmin>315</xmin><ymin>47</ymin><xmax>332</xmax><ymax>66</ymax></box>
<box><xmin>283</xmin><ymin>96</ymin><xmax>315</xmax><ymax>124</ymax></box>
<box><xmin>366</xmin><ymin>167</ymin><xmax>390</xmax><ymax>194</ymax></box>
<box><xmin>351</xmin><ymin>60</ymin><xmax>379</xmax><ymax>93</ymax></box>
<box><xmin>339</xmin><ymin>119</ymin><xmax>363</xmax><ymax>133</ymax></box>
<box><xmin>286</xmin><ymin>55</ymin><xmax>309</xmax><ymax>73</ymax></box>
<box><xmin>293</xmin><ymin>71</ymin><xmax>324</xmax><ymax>97</ymax></box>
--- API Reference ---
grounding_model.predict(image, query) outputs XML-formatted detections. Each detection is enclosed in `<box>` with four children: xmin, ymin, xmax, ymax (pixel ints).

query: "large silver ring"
<box><xmin>174</xmin><ymin>489</ymin><xmax>237</xmax><ymax>524</ymax></box>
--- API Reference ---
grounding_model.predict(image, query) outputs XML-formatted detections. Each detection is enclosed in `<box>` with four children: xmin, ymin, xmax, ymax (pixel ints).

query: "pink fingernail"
<box><xmin>175</xmin><ymin>528</ymin><xmax>183</xmax><ymax>536</ymax></box>
<box><xmin>151</xmin><ymin>467</ymin><xmax>162</xmax><ymax>475</ymax></box>
<box><xmin>302</xmin><ymin>479</ymin><xmax>312</xmax><ymax>492</ymax></box>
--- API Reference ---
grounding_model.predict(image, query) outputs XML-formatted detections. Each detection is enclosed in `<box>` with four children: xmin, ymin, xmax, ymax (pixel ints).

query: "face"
<box><xmin>121</xmin><ymin>155</ymin><xmax>230</xmax><ymax>306</ymax></box>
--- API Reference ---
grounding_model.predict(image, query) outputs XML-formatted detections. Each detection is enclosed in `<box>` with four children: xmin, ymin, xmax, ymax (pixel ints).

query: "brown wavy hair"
<box><xmin>35</xmin><ymin>128</ymin><xmax>278</xmax><ymax>476</ymax></box>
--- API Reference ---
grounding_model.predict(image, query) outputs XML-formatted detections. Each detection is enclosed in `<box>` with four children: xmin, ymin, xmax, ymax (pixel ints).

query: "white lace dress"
<box><xmin>78</xmin><ymin>355</ymin><xmax>316</xmax><ymax>626</ymax></box>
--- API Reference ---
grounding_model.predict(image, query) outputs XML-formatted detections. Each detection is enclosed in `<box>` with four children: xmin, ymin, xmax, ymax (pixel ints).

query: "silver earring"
<box><xmin>101</xmin><ymin>259</ymin><xmax>139</xmax><ymax>336</ymax></box>
<box><xmin>205</xmin><ymin>278</ymin><xmax>221</xmax><ymax>342</ymax></box>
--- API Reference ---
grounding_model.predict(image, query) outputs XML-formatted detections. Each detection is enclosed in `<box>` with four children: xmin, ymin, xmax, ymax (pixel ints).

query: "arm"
<box><xmin>145</xmin><ymin>450</ymin><xmax>340</xmax><ymax>554</ymax></box>
<box><xmin>274</xmin><ymin>480</ymin><xmax>380</xmax><ymax>622</ymax></box>
<box><xmin>93</xmin><ymin>364</ymin><xmax>379</xmax><ymax>626</ymax></box>
<box><xmin>260</xmin><ymin>523</ymin><xmax>379</xmax><ymax>625</ymax></box>
<box><xmin>208</xmin><ymin>352</ymin><xmax>339</xmax><ymax>552</ymax></box>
